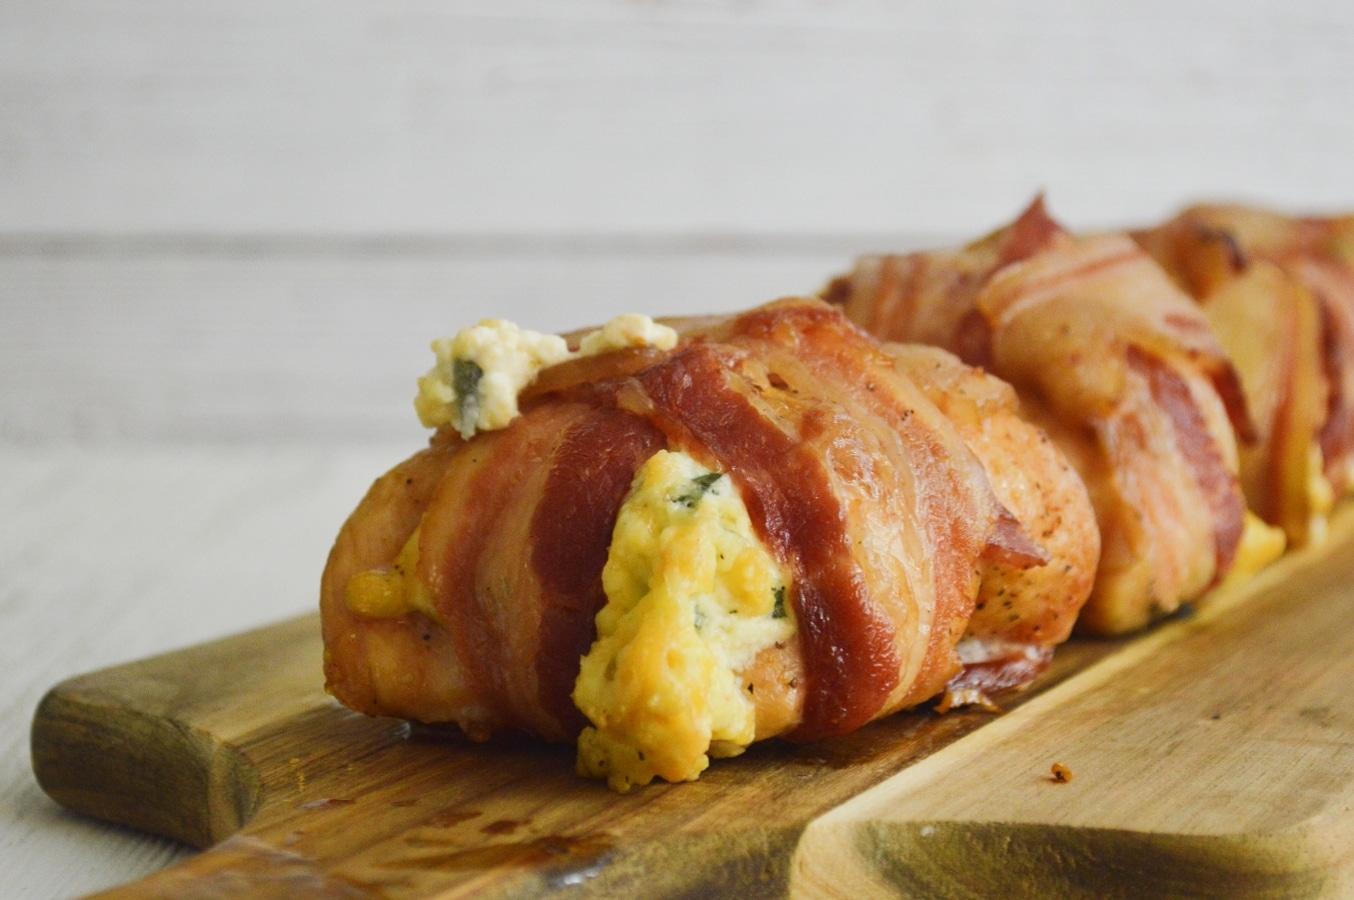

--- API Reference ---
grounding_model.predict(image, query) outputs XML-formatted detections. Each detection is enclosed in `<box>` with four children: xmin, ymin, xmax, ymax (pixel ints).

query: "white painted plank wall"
<box><xmin>3</xmin><ymin>0</ymin><xmax>1354</xmax><ymax>237</ymax></box>
<box><xmin>5</xmin><ymin>0</ymin><xmax>1354</xmax><ymax>445</ymax></box>
<box><xmin>0</xmin><ymin>242</ymin><xmax>869</xmax><ymax>443</ymax></box>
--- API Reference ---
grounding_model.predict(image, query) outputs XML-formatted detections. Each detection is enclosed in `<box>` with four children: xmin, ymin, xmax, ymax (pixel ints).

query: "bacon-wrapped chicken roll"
<box><xmin>887</xmin><ymin>343</ymin><xmax>1098</xmax><ymax>696</ymax></box>
<box><xmin>322</xmin><ymin>298</ymin><xmax>1096</xmax><ymax>790</ymax></box>
<box><xmin>824</xmin><ymin>199</ymin><xmax>1268</xmax><ymax>635</ymax></box>
<box><xmin>1135</xmin><ymin>206</ymin><xmax>1354</xmax><ymax>546</ymax></box>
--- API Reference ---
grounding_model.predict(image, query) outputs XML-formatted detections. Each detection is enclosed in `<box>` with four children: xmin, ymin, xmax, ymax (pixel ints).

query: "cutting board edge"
<box><xmin>31</xmin><ymin>676</ymin><xmax>264</xmax><ymax>849</ymax></box>
<box><xmin>782</xmin><ymin>507</ymin><xmax>1354</xmax><ymax>900</ymax></box>
<box><xmin>788</xmin><ymin>815</ymin><xmax>1354</xmax><ymax>900</ymax></box>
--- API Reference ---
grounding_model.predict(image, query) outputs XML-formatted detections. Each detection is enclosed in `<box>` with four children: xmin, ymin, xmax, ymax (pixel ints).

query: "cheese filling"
<box><xmin>345</xmin><ymin>527</ymin><xmax>436</xmax><ymax>620</ymax></box>
<box><xmin>414</xmin><ymin>321</ymin><xmax>572</xmax><ymax>439</ymax></box>
<box><xmin>573</xmin><ymin>449</ymin><xmax>795</xmax><ymax>792</ymax></box>
<box><xmin>1306</xmin><ymin>444</ymin><xmax>1336</xmax><ymax>547</ymax></box>
<box><xmin>415</xmin><ymin>314</ymin><xmax>678</xmax><ymax>439</ymax></box>
<box><xmin>1222</xmin><ymin>512</ymin><xmax>1287</xmax><ymax>587</ymax></box>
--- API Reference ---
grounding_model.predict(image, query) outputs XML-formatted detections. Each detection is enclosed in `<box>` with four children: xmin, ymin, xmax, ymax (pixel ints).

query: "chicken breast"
<box><xmin>887</xmin><ymin>343</ymin><xmax>1098</xmax><ymax>688</ymax></box>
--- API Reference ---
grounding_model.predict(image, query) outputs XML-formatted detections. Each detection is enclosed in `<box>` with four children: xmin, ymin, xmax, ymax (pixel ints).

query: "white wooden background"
<box><xmin>4</xmin><ymin>2</ymin><xmax>1354</xmax><ymax>896</ymax></box>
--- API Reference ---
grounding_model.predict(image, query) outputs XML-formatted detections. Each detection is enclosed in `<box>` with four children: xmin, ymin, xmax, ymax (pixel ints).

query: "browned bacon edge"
<box><xmin>529</xmin><ymin>410</ymin><xmax>667</xmax><ymax>733</ymax></box>
<box><xmin>1126</xmin><ymin>346</ymin><xmax>1247</xmax><ymax>583</ymax></box>
<box><xmin>947</xmin><ymin>645</ymin><xmax>1056</xmax><ymax>696</ymax></box>
<box><xmin>626</xmin><ymin>343</ymin><xmax>903</xmax><ymax>741</ymax></box>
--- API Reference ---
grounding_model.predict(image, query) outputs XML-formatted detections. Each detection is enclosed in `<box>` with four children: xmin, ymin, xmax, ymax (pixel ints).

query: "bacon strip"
<box><xmin>319</xmin><ymin>432</ymin><xmax>477</xmax><ymax>729</ymax></box>
<box><xmin>419</xmin><ymin>403</ymin><xmax>597</xmax><ymax>739</ymax></box>
<box><xmin>826</xmin><ymin>199</ymin><xmax>1246</xmax><ymax>634</ymax></box>
<box><xmin>530</xmin><ymin>409</ymin><xmax>666</xmax><ymax>734</ymax></box>
<box><xmin>1127</xmin><ymin>346</ymin><xmax>1246</xmax><ymax>579</ymax></box>
<box><xmin>888</xmin><ymin>343</ymin><xmax>1097</xmax><ymax>651</ymax></box>
<box><xmin>1302</xmin><ymin>259</ymin><xmax>1354</xmax><ymax>493</ymax></box>
<box><xmin>627</xmin><ymin>343</ymin><xmax>903</xmax><ymax>740</ymax></box>
<box><xmin>1137</xmin><ymin>206</ymin><xmax>1349</xmax><ymax>544</ymax></box>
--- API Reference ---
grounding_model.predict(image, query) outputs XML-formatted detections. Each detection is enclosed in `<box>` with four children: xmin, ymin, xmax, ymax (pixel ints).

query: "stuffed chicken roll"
<box><xmin>322</xmin><ymin>297</ymin><xmax>1096</xmax><ymax>790</ymax></box>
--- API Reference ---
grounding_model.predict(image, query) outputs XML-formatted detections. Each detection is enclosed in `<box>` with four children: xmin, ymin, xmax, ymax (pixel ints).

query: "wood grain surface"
<box><xmin>30</xmin><ymin>617</ymin><xmax>1126</xmax><ymax>899</ymax></box>
<box><xmin>0</xmin><ymin>445</ymin><xmax>415</xmax><ymax>898</ymax></box>
<box><xmin>30</xmin><ymin>507</ymin><xmax>1354</xmax><ymax>898</ymax></box>
<box><xmin>793</xmin><ymin>509</ymin><xmax>1354</xmax><ymax>898</ymax></box>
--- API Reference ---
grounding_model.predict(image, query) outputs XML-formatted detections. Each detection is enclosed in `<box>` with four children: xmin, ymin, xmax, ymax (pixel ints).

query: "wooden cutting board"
<box><xmin>32</xmin><ymin>507</ymin><xmax>1354</xmax><ymax>899</ymax></box>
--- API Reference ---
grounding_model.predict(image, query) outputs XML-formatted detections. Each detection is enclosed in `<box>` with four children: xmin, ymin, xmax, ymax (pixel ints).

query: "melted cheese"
<box><xmin>1306</xmin><ymin>444</ymin><xmax>1336</xmax><ymax>547</ymax></box>
<box><xmin>414</xmin><ymin>314</ymin><xmax>678</xmax><ymax>439</ymax></box>
<box><xmin>573</xmin><ymin>450</ymin><xmax>795</xmax><ymax>792</ymax></box>
<box><xmin>345</xmin><ymin>528</ymin><xmax>436</xmax><ymax>620</ymax></box>
<box><xmin>578</xmin><ymin>313</ymin><xmax>679</xmax><ymax>356</ymax></box>
<box><xmin>1222</xmin><ymin>512</ymin><xmax>1287</xmax><ymax>588</ymax></box>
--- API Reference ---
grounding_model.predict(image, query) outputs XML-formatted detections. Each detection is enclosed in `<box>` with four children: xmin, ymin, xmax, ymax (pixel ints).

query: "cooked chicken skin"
<box><xmin>321</xmin><ymin>431</ymin><xmax>483</xmax><ymax>732</ymax></box>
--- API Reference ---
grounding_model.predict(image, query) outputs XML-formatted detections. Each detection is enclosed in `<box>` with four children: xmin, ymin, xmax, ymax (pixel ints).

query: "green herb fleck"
<box><xmin>452</xmin><ymin>359</ymin><xmax>484</xmax><ymax>438</ymax></box>
<box><xmin>675</xmin><ymin>472</ymin><xmax>724</xmax><ymax>508</ymax></box>
<box><xmin>772</xmin><ymin>585</ymin><xmax>787</xmax><ymax>619</ymax></box>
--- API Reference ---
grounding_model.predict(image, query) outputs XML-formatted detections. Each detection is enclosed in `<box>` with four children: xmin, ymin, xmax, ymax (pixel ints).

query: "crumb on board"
<box><xmin>1050</xmin><ymin>762</ymin><xmax>1073</xmax><ymax>783</ymax></box>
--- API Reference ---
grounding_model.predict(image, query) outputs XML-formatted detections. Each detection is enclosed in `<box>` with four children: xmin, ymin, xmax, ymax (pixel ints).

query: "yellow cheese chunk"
<box><xmin>344</xmin><ymin>528</ymin><xmax>436</xmax><ymax>621</ymax></box>
<box><xmin>1305</xmin><ymin>445</ymin><xmax>1336</xmax><ymax>547</ymax></box>
<box><xmin>1223</xmin><ymin>511</ymin><xmax>1287</xmax><ymax>588</ymax></box>
<box><xmin>573</xmin><ymin>450</ymin><xmax>794</xmax><ymax>792</ymax></box>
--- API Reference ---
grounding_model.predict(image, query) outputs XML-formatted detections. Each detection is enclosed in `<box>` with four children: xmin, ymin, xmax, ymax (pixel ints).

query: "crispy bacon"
<box><xmin>647</xmin><ymin>302</ymin><xmax>1055</xmax><ymax>736</ymax></box>
<box><xmin>1301</xmin><ymin>259</ymin><xmax>1354</xmax><ymax>494</ymax></box>
<box><xmin>826</xmin><ymin>199</ymin><xmax>1247</xmax><ymax>634</ymax></box>
<box><xmin>529</xmin><ymin>409</ymin><xmax>668</xmax><ymax>734</ymax></box>
<box><xmin>320</xmin><ymin>431</ymin><xmax>480</xmax><ymax>730</ymax></box>
<box><xmin>322</xmin><ymin>298</ymin><xmax>1096</xmax><ymax>752</ymax></box>
<box><xmin>1137</xmin><ymin>205</ymin><xmax>1354</xmax><ymax>510</ymax></box>
<box><xmin>888</xmin><ymin>344</ymin><xmax>1097</xmax><ymax>651</ymax></box>
<box><xmin>948</xmin><ymin>639</ymin><xmax>1056</xmax><ymax>696</ymax></box>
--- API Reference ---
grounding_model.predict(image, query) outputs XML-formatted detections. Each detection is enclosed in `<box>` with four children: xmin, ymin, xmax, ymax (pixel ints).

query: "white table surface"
<box><xmin>0</xmin><ymin>443</ymin><xmax>404</xmax><ymax>898</ymax></box>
